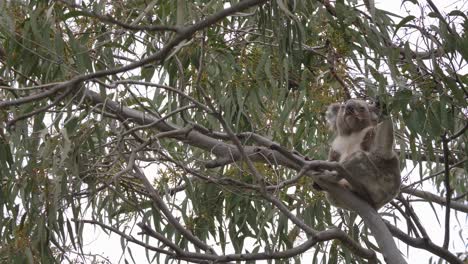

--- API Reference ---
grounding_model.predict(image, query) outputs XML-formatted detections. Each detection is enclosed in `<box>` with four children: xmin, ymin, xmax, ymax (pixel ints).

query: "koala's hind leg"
<box><xmin>371</xmin><ymin>117</ymin><xmax>395</xmax><ymax>159</ymax></box>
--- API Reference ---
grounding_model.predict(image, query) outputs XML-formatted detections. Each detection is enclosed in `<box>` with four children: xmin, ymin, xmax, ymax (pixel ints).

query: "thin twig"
<box><xmin>132</xmin><ymin>166</ymin><xmax>218</xmax><ymax>255</ymax></box>
<box><xmin>75</xmin><ymin>219</ymin><xmax>174</xmax><ymax>256</ymax></box>
<box><xmin>400</xmin><ymin>187</ymin><xmax>468</xmax><ymax>214</ymax></box>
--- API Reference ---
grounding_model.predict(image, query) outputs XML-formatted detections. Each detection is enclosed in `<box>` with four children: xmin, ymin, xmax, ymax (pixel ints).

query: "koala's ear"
<box><xmin>326</xmin><ymin>103</ymin><xmax>341</xmax><ymax>131</ymax></box>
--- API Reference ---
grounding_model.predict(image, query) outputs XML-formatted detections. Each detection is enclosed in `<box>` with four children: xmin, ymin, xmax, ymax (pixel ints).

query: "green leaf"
<box><xmin>23</xmin><ymin>247</ymin><xmax>33</xmax><ymax>264</ymax></box>
<box><xmin>395</xmin><ymin>15</ymin><xmax>416</xmax><ymax>34</ymax></box>
<box><xmin>392</xmin><ymin>89</ymin><xmax>412</xmax><ymax>109</ymax></box>
<box><xmin>407</xmin><ymin>106</ymin><xmax>426</xmax><ymax>134</ymax></box>
<box><xmin>67</xmin><ymin>219</ymin><xmax>76</xmax><ymax>250</ymax></box>
<box><xmin>427</xmin><ymin>108</ymin><xmax>443</xmax><ymax>137</ymax></box>
<box><xmin>142</xmin><ymin>66</ymin><xmax>156</xmax><ymax>82</ymax></box>
<box><xmin>64</xmin><ymin>116</ymin><xmax>79</xmax><ymax>135</ymax></box>
<box><xmin>401</xmin><ymin>0</ymin><xmax>419</xmax><ymax>6</ymax></box>
<box><xmin>448</xmin><ymin>10</ymin><xmax>467</xmax><ymax>19</ymax></box>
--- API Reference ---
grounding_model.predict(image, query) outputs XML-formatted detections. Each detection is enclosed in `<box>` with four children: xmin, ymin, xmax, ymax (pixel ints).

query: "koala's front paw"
<box><xmin>338</xmin><ymin>179</ymin><xmax>352</xmax><ymax>190</ymax></box>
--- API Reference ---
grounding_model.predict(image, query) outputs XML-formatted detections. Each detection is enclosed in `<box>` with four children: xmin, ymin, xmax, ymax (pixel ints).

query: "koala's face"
<box><xmin>335</xmin><ymin>100</ymin><xmax>376</xmax><ymax>135</ymax></box>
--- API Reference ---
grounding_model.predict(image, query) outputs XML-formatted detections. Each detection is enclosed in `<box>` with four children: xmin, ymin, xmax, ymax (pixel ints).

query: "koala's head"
<box><xmin>326</xmin><ymin>99</ymin><xmax>378</xmax><ymax>135</ymax></box>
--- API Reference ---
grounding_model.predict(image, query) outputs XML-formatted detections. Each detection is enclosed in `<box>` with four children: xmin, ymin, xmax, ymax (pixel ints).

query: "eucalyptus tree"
<box><xmin>0</xmin><ymin>0</ymin><xmax>466</xmax><ymax>263</ymax></box>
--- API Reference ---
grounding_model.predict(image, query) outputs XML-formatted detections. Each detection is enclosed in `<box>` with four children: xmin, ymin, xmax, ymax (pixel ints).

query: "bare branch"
<box><xmin>6</xmin><ymin>84</ymin><xmax>77</xmax><ymax>129</ymax></box>
<box><xmin>138</xmin><ymin>221</ymin><xmax>374</xmax><ymax>262</ymax></box>
<box><xmin>386</xmin><ymin>222</ymin><xmax>463</xmax><ymax>264</ymax></box>
<box><xmin>132</xmin><ymin>166</ymin><xmax>217</xmax><ymax>255</ymax></box>
<box><xmin>263</xmin><ymin>191</ymin><xmax>377</xmax><ymax>261</ymax></box>
<box><xmin>58</xmin><ymin>0</ymin><xmax>180</xmax><ymax>32</ymax></box>
<box><xmin>441</xmin><ymin>134</ymin><xmax>453</xmax><ymax>249</ymax></box>
<box><xmin>0</xmin><ymin>83</ymin><xmax>64</xmax><ymax>108</ymax></box>
<box><xmin>396</xmin><ymin>194</ymin><xmax>429</xmax><ymax>240</ymax></box>
<box><xmin>76</xmin><ymin>219</ymin><xmax>174</xmax><ymax>256</ymax></box>
<box><xmin>404</xmin><ymin>159</ymin><xmax>467</xmax><ymax>188</ymax></box>
<box><xmin>401</xmin><ymin>186</ymin><xmax>468</xmax><ymax>214</ymax></box>
<box><xmin>316</xmin><ymin>176</ymin><xmax>407</xmax><ymax>264</ymax></box>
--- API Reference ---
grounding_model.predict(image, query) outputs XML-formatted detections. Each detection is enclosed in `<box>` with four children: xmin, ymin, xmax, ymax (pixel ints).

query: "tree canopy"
<box><xmin>0</xmin><ymin>0</ymin><xmax>467</xmax><ymax>263</ymax></box>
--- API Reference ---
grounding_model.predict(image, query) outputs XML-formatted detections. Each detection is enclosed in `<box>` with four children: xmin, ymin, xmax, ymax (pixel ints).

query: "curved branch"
<box><xmin>216</xmin><ymin>228</ymin><xmax>373</xmax><ymax>262</ymax></box>
<box><xmin>401</xmin><ymin>186</ymin><xmax>468</xmax><ymax>214</ymax></box>
<box><xmin>315</xmin><ymin>175</ymin><xmax>407</xmax><ymax>264</ymax></box>
<box><xmin>59</xmin><ymin>0</ymin><xmax>180</xmax><ymax>32</ymax></box>
<box><xmin>1</xmin><ymin>0</ymin><xmax>269</xmax><ymax>110</ymax></box>
<box><xmin>0</xmin><ymin>84</ymin><xmax>63</xmax><ymax>108</ymax></box>
<box><xmin>83</xmin><ymin>88</ymin><xmax>299</xmax><ymax>170</ymax></box>
<box><xmin>263</xmin><ymin>192</ymin><xmax>377</xmax><ymax>261</ymax></box>
<box><xmin>386</xmin><ymin>222</ymin><xmax>463</xmax><ymax>264</ymax></box>
<box><xmin>76</xmin><ymin>219</ymin><xmax>174</xmax><ymax>256</ymax></box>
<box><xmin>6</xmin><ymin>84</ymin><xmax>77</xmax><ymax>129</ymax></box>
<box><xmin>138</xmin><ymin>221</ymin><xmax>374</xmax><ymax>262</ymax></box>
<box><xmin>71</xmin><ymin>0</ymin><xmax>269</xmax><ymax>84</ymax></box>
<box><xmin>132</xmin><ymin>167</ymin><xmax>217</xmax><ymax>255</ymax></box>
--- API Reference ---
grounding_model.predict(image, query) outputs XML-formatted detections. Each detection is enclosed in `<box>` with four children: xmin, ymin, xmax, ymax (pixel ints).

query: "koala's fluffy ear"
<box><xmin>326</xmin><ymin>103</ymin><xmax>341</xmax><ymax>131</ymax></box>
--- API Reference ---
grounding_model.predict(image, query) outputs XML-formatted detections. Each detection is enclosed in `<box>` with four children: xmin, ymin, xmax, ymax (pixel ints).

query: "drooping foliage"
<box><xmin>0</xmin><ymin>0</ymin><xmax>466</xmax><ymax>263</ymax></box>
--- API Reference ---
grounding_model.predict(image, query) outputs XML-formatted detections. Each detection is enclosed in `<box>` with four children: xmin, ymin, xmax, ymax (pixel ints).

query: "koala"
<box><xmin>316</xmin><ymin>99</ymin><xmax>401</xmax><ymax>210</ymax></box>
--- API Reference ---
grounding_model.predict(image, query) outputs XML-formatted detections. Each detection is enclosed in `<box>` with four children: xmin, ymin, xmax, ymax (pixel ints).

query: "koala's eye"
<box><xmin>359</xmin><ymin>106</ymin><xmax>365</xmax><ymax>111</ymax></box>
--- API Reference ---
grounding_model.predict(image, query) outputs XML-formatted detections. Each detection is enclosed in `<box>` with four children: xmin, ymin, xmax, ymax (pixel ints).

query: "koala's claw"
<box><xmin>338</xmin><ymin>179</ymin><xmax>352</xmax><ymax>190</ymax></box>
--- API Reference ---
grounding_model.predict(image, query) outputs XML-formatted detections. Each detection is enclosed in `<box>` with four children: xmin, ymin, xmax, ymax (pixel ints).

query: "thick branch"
<box><xmin>316</xmin><ymin>178</ymin><xmax>407</xmax><ymax>264</ymax></box>
<box><xmin>386</xmin><ymin>222</ymin><xmax>463</xmax><ymax>264</ymax></box>
<box><xmin>83</xmin><ymin>88</ymin><xmax>299</xmax><ymax>170</ymax></box>
<box><xmin>263</xmin><ymin>191</ymin><xmax>376</xmax><ymax>261</ymax></box>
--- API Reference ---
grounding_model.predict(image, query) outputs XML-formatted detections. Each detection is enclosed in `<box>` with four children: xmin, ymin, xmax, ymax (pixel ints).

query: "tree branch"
<box><xmin>316</xmin><ymin>178</ymin><xmax>407</xmax><ymax>264</ymax></box>
<box><xmin>132</xmin><ymin>166</ymin><xmax>218</xmax><ymax>255</ymax></box>
<box><xmin>58</xmin><ymin>0</ymin><xmax>180</xmax><ymax>32</ymax></box>
<box><xmin>386</xmin><ymin>222</ymin><xmax>463</xmax><ymax>264</ymax></box>
<box><xmin>441</xmin><ymin>134</ymin><xmax>453</xmax><ymax>249</ymax></box>
<box><xmin>0</xmin><ymin>0</ymin><xmax>269</xmax><ymax>110</ymax></box>
<box><xmin>401</xmin><ymin>186</ymin><xmax>468</xmax><ymax>214</ymax></box>
<box><xmin>76</xmin><ymin>219</ymin><xmax>174</xmax><ymax>256</ymax></box>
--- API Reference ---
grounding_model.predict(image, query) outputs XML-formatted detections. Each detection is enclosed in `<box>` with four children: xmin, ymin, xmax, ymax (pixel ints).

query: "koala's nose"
<box><xmin>345</xmin><ymin>104</ymin><xmax>354</xmax><ymax>113</ymax></box>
